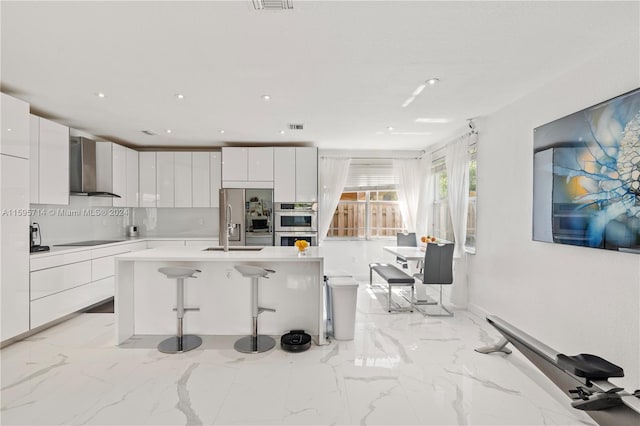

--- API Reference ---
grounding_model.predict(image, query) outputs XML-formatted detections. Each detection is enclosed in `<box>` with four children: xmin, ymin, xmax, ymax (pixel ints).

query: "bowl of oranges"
<box><xmin>420</xmin><ymin>235</ymin><xmax>438</xmax><ymax>250</ymax></box>
<box><xmin>294</xmin><ymin>239</ymin><xmax>309</xmax><ymax>255</ymax></box>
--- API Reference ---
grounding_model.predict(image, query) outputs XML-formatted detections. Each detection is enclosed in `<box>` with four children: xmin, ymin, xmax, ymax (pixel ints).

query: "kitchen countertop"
<box><xmin>29</xmin><ymin>237</ymin><xmax>220</xmax><ymax>258</ymax></box>
<box><xmin>116</xmin><ymin>245</ymin><xmax>321</xmax><ymax>262</ymax></box>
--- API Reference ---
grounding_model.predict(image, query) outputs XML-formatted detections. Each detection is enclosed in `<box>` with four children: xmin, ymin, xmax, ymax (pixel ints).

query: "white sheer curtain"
<box><xmin>414</xmin><ymin>152</ymin><xmax>433</xmax><ymax>239</ymax></box>
<box><xmin>393</xmin><ymin>159</ymin><xmax>422</xmax><ymax>232</ymax></box>
<box><xmin>318</xmin><ymin>157</ymin><xmax>351</xmax><ymax>242</ymax></box>
<box><xmin>446</xmin><ymin>135</ymin><xmax>471</xmax><ymax>307</ymax></box>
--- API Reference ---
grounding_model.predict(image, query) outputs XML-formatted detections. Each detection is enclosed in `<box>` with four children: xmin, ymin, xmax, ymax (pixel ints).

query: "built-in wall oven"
<box><xmin>275</xmin><ymin>232</ymin><xmax>318</xmax><ymax>247</ymax></box>
<box><xmin>274</xmin><ymin>202</ymin><xmax>318</xmax><ymax>246</ymax></box>
<box><xmin>274</xmin><ymin>202</ymin><xmax>318</xmax><ymax>232</ymax></box>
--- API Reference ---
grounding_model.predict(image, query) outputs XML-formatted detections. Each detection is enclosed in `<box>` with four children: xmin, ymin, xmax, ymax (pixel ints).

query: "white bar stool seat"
<box><xmin>157</xmin><ymin>266</ymin><xmax>202</xmax><ymax>354</ymax></box>
<box><xmin>234</xmin><ymin>265</ymin><xmax>276</xmax><ymax>354</ymax></box>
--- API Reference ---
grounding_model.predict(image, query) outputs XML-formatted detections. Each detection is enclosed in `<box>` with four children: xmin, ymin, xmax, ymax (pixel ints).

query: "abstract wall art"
<box><xmin>533</xmin><ymin>88</ymin><xmax>640</xmax><ymax>252</ymax></box>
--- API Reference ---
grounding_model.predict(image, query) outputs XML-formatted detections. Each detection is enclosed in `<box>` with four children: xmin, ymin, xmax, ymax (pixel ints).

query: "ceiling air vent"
<box><xmin>141</xmin><ymin>130</ymin><xmax>156</xmax><ymax>136</ymax></box>
<box><xmin>288</xmin><ymin>123</ymin><xmax>304</xmax><ymax>130</ymax></box>
<box><xmin>252</xmin><ymin>0</ymin><xmax>293</xmax><ymax>10</ymax></box>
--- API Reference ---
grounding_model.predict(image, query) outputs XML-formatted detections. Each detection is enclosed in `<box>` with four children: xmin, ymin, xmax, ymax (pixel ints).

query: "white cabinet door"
<box><xmin>222</xmin><ymin>147</ymin><xmax>248</xmax><ymax>181</ymax></box>
<box><xmin>38</xmin><ymin>117</ymin><xmax>69</xmax><ymax>205</ymax></box>
<box><xmin>295</xmin><ymin>147</ymin><xmax>318</xmax><ymax>202</ymax></box>
<box><xmin>274</xmin><ymin>147</ymin><xmax>296</xmax><ymax>202</ymax></box>
<box><xmin>112</xmin><ymin>144</ymin><xmax>127</xmax><ymax>207</ymax></box>
<box><xmin>192</xmin><ymin>152</ymin><xmax>210</xmax><ymax>207</ymax></box>
<box><xmin>29</xmin><ymin>115</ymin><xmax>40</xmax><ymax>203</ymax></box>
<box><xmin>139</xmin><ymin>152</ymin><xmax>157</xmax><ymax>207</ymax></box>
<box><xmin>0</xmin><ymin>93</ymin><xmax>30</xmax><ymax>159</ymax></box>
<box><xmin>174</xmin><ymin>152</ymin><xmax>192</xmax><ymax>207</ymax></box>
<box><xmin>248</xmin><ymin>147</ymin><xmax>273</xmax><ymax>181</ymax></box>
<box><xmin>210</xmin><ymin>152</ymin><xmax>221</xmax><ymax>207</ymax></box>
<box><xmin>126</xmin><ymin>148</ymin><xmax>139</xmax><ymax>207</ymax></box>
<box><xmin>0</xmin><ymin>154</ymin><xmax>30</xmax><ymax>341</ymax></box>
<box><xmin>156</xmin><ymin>152</ymin><xmax>174</xmax><ymax>207</ymax></box>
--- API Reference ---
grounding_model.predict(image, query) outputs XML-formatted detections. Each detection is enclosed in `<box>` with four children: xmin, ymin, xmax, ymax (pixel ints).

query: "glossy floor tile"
<box><xmin>0</xmin><ymin>285</ymin><xmax>595</xmax><ymax>425</ymax></box>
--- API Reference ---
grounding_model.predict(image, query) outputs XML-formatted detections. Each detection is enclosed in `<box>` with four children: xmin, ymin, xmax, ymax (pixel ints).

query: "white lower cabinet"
<box><xmin>28</xmin><ymin>241</ymin><xmax>147</xmax><ymax>330</ymax></box>
<box><xmin>31</xmin><ymin>278</ymin><xmax>114</xmax><ymax>329</ymax></box>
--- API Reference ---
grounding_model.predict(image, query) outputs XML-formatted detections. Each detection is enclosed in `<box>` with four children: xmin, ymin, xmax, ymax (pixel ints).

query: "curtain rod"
<box><xmin>319</xmin><ymin>149</ymin><xmax>425</xmax><ymax>160</ymax></box>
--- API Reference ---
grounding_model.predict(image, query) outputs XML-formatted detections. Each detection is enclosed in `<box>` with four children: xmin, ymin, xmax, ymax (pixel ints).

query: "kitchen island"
<box><xmin>115</xmin><ymin>246</ymin><xmax>326</xmax><ymax>345</ymax></box>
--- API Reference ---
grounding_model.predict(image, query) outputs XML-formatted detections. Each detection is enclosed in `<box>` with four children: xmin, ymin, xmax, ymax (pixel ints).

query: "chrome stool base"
<box><xmin>234</xmin><ymin>335</ymin><xmax>275</xmax><ymax>354</ymax></box>
<box><xmin>158</xmin><ymin>335</ymin><xmax>202</xmax><ymax>354</ymax></box>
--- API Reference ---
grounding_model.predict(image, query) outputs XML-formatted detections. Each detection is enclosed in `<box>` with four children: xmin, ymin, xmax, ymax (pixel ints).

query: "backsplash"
<box><xmin>132</xmin><ymin>207</ymin><xmax>219</xmax><ymax>237</ymax></box>
<box><xmin>30</xmin><ymin>197</ymin><xmax>219</xmax><ymax>245</ymax></box>
<box><xmin>30</xmin><ymin>197</ymin><xmax>131</xmax><ymax>246</ymax></box>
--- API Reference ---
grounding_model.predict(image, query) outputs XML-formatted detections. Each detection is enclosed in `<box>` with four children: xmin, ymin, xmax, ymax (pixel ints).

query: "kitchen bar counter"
<box><xmin>115</xmin><ymin>246</ymin><xmax>326</xmax><ymax>345</ymax></box>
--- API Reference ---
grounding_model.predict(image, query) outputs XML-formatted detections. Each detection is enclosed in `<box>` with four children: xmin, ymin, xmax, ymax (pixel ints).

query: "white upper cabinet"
<box><xmin>192</xmin><ymin>152</ymin><xmax>210</xmax><ymax>207</ymax></box>
<box><xmin>274</xmin><ymin>147</ymin><xmax>296</xmax><ymax>202</ymax></box>
<box><xmin>295</xmin><ymin>147</ymin><xmax>318</xmax><ymax>202</ymax></box>
<box><xmin>210</xmin><ymin>152</ymin><xmax>221</xmax><ymax>208</ymax></box>
<box><xmin>31</xmin><ymin>115</ymin><xmax>69</xmax><ymax>205</ymax></box>
<box><xmin>125</xmin><ymin>147</ymin><xmax>139</xmax><ymax>207</ymax></box>
<box><xmin>139</xmin><ymin>152</ymin><xmax>157</xmax><ymax>207</ymax></box>
<box><xmin>221</xmin><ymin>147</ymin><xmax>248</xmax><ymax>181</ymax></box>
<box><xmin>174</xmin><ymin>152</ymin><xmax>192</xmax><ymax>208</ymax></box>
<box><xmin>156</xmin><ymin>152</ymin><xmax>174</xmax><ymax>207</ymax></box>
<box><xmin>222</xmin><ymin>147</ymin><xmax>274</xmax><ymax>188</ymax></box>
<box><xmin>1</xmin><ymin>93</ymin><xmax>30</xmax><ymax>159</ymax></box>
<box><xmin>248</xmin><ymin>147</ymin><xmax>273</xmax><ymax>181</ymax></box>
<box><xmin>273</xmin><ymin>147</ymin><xmax>318</xmax><ymax>202</ymax></box>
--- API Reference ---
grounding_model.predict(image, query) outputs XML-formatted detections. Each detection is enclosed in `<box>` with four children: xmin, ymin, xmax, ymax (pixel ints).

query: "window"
<box><xmin>431</xmin><ymin>142</ymin><xmax>477</xmax><ymax>251</ymax></box>
<box><xmin>327</xmin><ymin>159</ymin><xmax>404</xmax><ymax>239</ymax></box>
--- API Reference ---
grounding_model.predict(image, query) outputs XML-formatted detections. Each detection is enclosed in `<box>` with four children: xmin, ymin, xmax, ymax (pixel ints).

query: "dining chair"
<box><xmin>396</xmin><ymin>232</ymin><xmax>417</xmax><ymax>269</ymax></box>
<box><xmin>413</xmin><ymin>242</ymin><xmax>455</xmax><ymax>316</ymax></box>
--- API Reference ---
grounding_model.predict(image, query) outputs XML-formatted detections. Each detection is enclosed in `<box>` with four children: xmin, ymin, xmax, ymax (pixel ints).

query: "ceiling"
<box><xmin>1</xmin><ymin>1</ymin><xmax>637</xmax><ymax>150</ymax></box>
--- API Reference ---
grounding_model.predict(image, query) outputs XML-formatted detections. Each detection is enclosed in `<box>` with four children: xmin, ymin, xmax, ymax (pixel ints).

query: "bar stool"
<box><xmin>157</xmin><ymin>266</ymin><xmax>202</xmax><ymax>354</ymax></box>
<box><xmin>234</xmin><ymin>265</ymin><xmax>276</xmax><ymax>353</ymax></box>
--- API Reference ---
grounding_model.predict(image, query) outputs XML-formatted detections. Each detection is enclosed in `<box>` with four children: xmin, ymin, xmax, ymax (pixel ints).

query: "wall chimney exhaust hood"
<box><xmin>69</xmin><ymin>137</ymin><xmax>121</xmax><ymax>197</ymax></box>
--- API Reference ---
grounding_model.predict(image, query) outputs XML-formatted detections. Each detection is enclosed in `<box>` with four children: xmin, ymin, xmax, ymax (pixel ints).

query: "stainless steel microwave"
<box><xmin>274</xmin><ymin>202</ymin><xmax>317</xmax><ymax>232</ymax></box>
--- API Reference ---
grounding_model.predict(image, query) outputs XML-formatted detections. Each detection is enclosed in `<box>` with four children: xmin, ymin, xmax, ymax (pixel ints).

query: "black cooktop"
<box><xmin>55</xmin><ymin>240</ymin><xmax>124</xmax><ymax>246</ymax></box>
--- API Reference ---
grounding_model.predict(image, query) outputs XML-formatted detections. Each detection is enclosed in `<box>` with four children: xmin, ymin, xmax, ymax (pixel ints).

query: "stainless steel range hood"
<box><xmin>69</xmin><ymin>137</ymin><xmax>121</xmax><ymax>197</ymax></box>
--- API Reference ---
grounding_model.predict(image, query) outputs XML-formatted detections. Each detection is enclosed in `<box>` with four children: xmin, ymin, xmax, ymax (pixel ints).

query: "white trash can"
<box><xmin>327</xmin><ymin>277</ymin><xmax>359</xmax><ymax>340</ymax></box>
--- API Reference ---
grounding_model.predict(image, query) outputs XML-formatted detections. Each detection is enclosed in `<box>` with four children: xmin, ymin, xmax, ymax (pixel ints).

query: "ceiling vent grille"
<box><xmin>288</xmin><ymin>123</ymin><xmax>304</xmax><ymax>130</ymax></box>
<box><xmin>252</xmin><ymin>0</ymin><xmax>293</xmax><ymax>10</ymax></box>
<box><xmin>141</xmin><ymin>130</ymin><xmax>156</xmax><ymax>136</ymax></box>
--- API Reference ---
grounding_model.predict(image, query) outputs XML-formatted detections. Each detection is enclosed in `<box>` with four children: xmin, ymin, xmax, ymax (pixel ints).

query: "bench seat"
<box><xmin>369</xmin><ymin>263</ymin><xmax>414</xmax><ymax>312</ymax></box>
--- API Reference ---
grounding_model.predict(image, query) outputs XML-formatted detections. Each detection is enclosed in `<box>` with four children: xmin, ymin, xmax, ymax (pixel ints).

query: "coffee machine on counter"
<box><xmin>30</xmin><ymin>222</ymin><xmax>50</xmax><ymax>253</ymax></box>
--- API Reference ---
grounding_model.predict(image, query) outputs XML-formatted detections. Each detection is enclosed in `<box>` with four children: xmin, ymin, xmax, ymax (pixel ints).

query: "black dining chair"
<box><xmin>413</xmin><ymin>242</ymin><xmax>455</xmax><ymax>316</ymax></box>
<box><xmin>396</xmin><ymin>232</ymin><xmax>417</xmax><ymax>269</ymax></box>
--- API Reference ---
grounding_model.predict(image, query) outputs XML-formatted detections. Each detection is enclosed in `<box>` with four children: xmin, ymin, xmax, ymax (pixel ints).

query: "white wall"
<box><xmin>468</xmin><ymin>38</ymin><xmax>640</xmax><ymax>388</ymax></box>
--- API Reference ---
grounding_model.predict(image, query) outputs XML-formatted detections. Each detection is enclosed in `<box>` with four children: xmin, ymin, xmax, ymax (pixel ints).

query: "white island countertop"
<box><xmin>115</xmin><ymin>245</ymin><xmax>326</xmax><ymax>346</ymax></box>
<box><xmin>116</xmin><ymin>245</ymin><xmax>322</xmax><ymax>262</ymax></box>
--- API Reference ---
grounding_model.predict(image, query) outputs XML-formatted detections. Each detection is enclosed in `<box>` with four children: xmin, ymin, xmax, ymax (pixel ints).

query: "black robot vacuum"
<box><xmin>280</xmin><ymin>330</ymin><xmax>312</xmax><ymax>352</ymax></box>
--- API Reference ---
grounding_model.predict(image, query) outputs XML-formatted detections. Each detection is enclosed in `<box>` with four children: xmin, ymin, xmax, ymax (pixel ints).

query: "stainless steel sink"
<box><xmin>204</xmin><ymin>246</ymin><xmax>264</xmax><ymax>252</ymax></box>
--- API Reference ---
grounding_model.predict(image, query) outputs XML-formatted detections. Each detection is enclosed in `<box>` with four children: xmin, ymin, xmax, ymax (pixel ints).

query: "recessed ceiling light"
<box><xmin>7</xmin><ymin>128</ymin><xmax>12</xmax><ymax>132</ymax></box>
<box><xmin>280</xmin><ymin>130</ymin><xmax>285</xmax><ymax>135</ymax></box>
<box><xmin>401</xmin><ymin>78</ymin><xmax>440</xmax><ymax>108</ymax></box>
<box><xmin>415</xmin><ymin>118</ymin><xmax>452</xmax><ymax>124</ymax></box>
<box><xmin>387</xmin><ymin>126</ymin><xmax>394</xmax><ymax>131</ymax></box>
<box><xmin>262</xmin><ymin>95</ymin><xmax>271</xmax><ymax>101</ymax></box>
<box><xmin>95</xmin><ymin>92</ymin><xmax>105</xmax><ymax>98</ymax></box>
<box><xmin>166</xmin><ymin>129</ymin><xmax>172</xmax><ymax>134</ymax></box>
<box><xmin>175</xmin><ymin>93</ymin><xmax>184</xmax><ymax>100</ymax></box>
<box><xmin>219</xmin><ymin>130</ymin><xmax>225</xmax><ymax>134</ymax></box>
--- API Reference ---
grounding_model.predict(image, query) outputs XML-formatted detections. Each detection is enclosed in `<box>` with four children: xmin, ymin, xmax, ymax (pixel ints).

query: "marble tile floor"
<box><xmin>0</xmin><ymin>284</ymin><xmax>596</xmax><ymax>426</ymax></box>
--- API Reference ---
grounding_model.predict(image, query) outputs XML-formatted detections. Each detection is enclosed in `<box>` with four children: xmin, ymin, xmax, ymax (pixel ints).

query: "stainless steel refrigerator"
<box><xmin>219</xmin><ymin>188</ymin><xmax>274</xmax><ymax>247</ymax></box>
